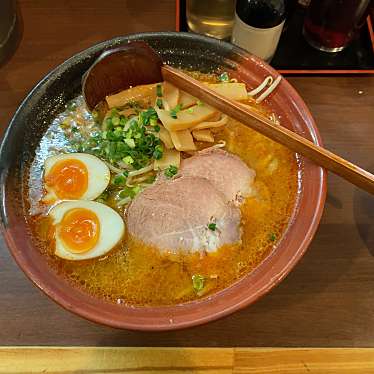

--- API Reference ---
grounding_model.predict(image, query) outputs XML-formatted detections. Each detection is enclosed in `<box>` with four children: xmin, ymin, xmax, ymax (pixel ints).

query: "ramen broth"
<box><xmin>28</xmin><ymin>72</ymin><xmax>299</xmax><ymax>306</ymax></box>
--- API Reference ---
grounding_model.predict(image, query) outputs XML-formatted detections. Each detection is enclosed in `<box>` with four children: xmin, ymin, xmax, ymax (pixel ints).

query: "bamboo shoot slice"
<box><xmin>178</xmin><ymin>83</ymin><xmax>248</xmax><ymax>111</ymax></box>
<box><xmin>170</xmin><ymin>129</ymin><xmax>197</xmax><ymax>151</ymax></box>
<box><xmin>155</xmin><ymin>105</ymin><xmax>218</xmax><ymax>132</ymax></box>
<box><xmin>154</xmin><ymin>149</ymin><xmax>181</xmax><ymax>170</ymax></box>
<box><xmin>206</xmin><ymin>82</ymin><xmax>248</xmax><ymax>101</ymax></box>
<box><xmin>158</xmin><ymin>125</ymin><xmax>174</xmax><ymax>149</ymax></box>
<box><xmin>192</xmin><ymin>129</ymin><xmax>215</xmax><ymax>143</ymax></box>
<box><xmin>191</xmin><ymin>114</ymin><xmax>228</xmax><ymax>130</ymax></box>
<box><xmin>106</xmin><ymin>83</ymin><xmax>158</xmax><ymax>108</ymax></box>
<box><xmin>162</xmin><ymin>82</ymin><xmax>179</xmax><ymax>110</ymax></box>
<box><xmin>207</xmin><ymin>112</ymin><xmax>222</xmax><ymax>122</ymax></box>
<box><xmin>179</xmin><ymin>91</ymin><xmax>197</xmax><ymax>109</ymax></box>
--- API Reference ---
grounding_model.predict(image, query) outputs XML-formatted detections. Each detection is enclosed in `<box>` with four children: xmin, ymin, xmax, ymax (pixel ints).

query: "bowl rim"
<box><xmin>0</xmin><ymin>31</ymin><xmax>326</xmax><ymax>331</ymax></box>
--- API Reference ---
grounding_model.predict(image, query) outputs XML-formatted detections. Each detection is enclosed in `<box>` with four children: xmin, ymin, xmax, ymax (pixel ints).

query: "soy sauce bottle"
<box><xmin>231</xmin><ymin>0</ymin><xmax>288</xmax><ymax>62</ymax></box>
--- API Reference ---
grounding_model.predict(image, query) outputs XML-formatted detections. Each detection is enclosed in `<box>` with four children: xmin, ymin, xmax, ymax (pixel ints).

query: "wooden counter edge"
<box><xmin>0</xmin><ymin>347</ymin><xmax>374</xmax><ymax>373</ymax></box>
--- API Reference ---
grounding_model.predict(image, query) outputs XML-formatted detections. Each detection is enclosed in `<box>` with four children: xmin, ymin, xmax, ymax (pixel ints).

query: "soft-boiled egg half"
<box><xmin>49</xmin><ymin>200</ymin><xmax>125</xmax><ymax>260</ymax></box>
<box><xmin>43</xmin><ymin>153</ymin><xmax>110</xmax><ymax>203</ymax></box>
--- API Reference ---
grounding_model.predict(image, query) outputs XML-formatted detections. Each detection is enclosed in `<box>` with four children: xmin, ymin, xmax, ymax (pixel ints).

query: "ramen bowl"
<box><xmin>0</xmin><ymin>32</ymin><xmax>326</xmax><ymax>331</ymax></box>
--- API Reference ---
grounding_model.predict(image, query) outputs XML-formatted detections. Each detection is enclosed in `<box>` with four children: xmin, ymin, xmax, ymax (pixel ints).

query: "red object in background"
<box><xmin>303</xmin><ymin>0</ymin><xmax>372</xmax><ymax>52</ymax></box>
<box><xmin>176</xmin><ymin>0</ymin><xmax>374</xmax><ymax>74</ymax></box>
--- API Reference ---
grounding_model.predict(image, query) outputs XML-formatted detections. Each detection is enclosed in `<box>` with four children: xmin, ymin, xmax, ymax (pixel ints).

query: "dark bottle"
<box><xmin>231</xmin><ymin>0</ymin><xmax>288</xmax><ymax>62</ymax></box>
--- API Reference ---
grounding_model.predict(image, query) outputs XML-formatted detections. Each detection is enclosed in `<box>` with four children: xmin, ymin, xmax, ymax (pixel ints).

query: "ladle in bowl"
<box><xmin>82</xmin><ymin>41</ymin><xmax>374</xmax><ymax>195</ymax></box>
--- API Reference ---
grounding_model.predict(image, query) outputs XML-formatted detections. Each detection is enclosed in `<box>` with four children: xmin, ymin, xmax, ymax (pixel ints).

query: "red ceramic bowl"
<box><xmin>0</xmin><ymin>32</ymin><xmax>326</xmax><ymax>330</ymax></box>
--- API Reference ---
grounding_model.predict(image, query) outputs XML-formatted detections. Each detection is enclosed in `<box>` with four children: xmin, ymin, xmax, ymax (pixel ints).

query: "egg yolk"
<box><xmin>58</xmin><ymin>208</ymin><xmax>100</xmax><ymax>253</ymax></box>
<box><xmin>45</xmin><ymin>159</ymin><xmax>88</xmax><ymax>199</ymax></box>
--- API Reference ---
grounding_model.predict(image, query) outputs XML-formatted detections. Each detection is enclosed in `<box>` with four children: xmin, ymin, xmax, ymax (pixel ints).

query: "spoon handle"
<box><xmin>162</xmin><ymin>65</ymin><xmax>374</xmax><ymax>195</ymax></box>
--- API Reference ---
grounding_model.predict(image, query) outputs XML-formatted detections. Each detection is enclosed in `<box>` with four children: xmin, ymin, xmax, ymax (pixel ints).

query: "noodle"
<box><xmin>248</xmin><ymin>76</ymin><xmax>273</xmax><ymax>97</ymax></box>
<box><xmin>105</xmin><ymin>162</ymin><xmax>126</xmax><ymax>174</ymax></box>
<box><xmin>256</xmin><ymin>76</ymin><xmax>282</xmax><ymax>104</ymax></box>
<box><xmin>128</xmin><ymin>164</ymin><xmax>154</xmax><ymax>177</ymax></box>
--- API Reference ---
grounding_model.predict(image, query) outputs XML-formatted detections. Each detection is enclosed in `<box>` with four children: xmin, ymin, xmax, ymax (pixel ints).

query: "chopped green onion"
<box><xmin>170</xmin><ymin>104</ymin><xmax>182</xmax><ymax>119</ymax></box>
<box><xmin>119</xmin><ymin>190</ymin><xmax>129</xmax><ymax>199</ymax></box>
<box><xmin>119</xmin><ymin>189</ymin><xmax>130</xmax><ymax>199</ymax></box>
<box><xmin>187</xmin><ymin>107</ymin><xmax>194</xmax><ymax>114</ymax></box>
<box><xmin>208</xmin><ymin>223</ymin><xmax>216</xmax><ymax>231</ymax></box>
<box><xmin>65</xmin><ymin>106</ymin><xmax>166</xmax><ymax>172</ymax></box>
<box><xmin>197</xmin><ymin>100</ymin><xmax>203</xmax><ymax>106</ymax></box>
<box><xmin>219</xmin><ymin>72</ymin><xmax>229</xmax><ymax>82</ymax></box>
<box><xmin>192</xmin><ymin>274</ymin><xmax>205</xmax><ymax>293</ymax></box>
<box><xmin>153</xmin><ymin>144</ymin><xmax>163</xmax><ymax>160</ymax></box>
<box><xmin>111</xmin><ymin>115</ymin><xmax>120</xmax><ymax>126</ymax></box>
<box><xmin>269</xmin><ymin>233</ymin><xmax>277</xmax><ymax>242</ymax></box>
<box><xmin>164</xmin><ymin>165</ymin><xmax>178</xmax><ymax>178</ymax></box>
<box><xmin>119</xmin><ymin>185</ymin><xmax>141</xmax><ymax>199</ymax></box>
<box><xmin>120</xmin><ymin>116</ymin><xmax>127</xmax><ymax>126</ymax></box>
<box><xmin>156</xmin><ymin>98</ymin><xmax>163</xmax><ymax>109</ymax></box>
<box><xmin>125</xmin><ymin>138</ymin><xmax>136</xmax><ymax>148</ymax></box>
<box><xmin>154</xmin><ymin>153</ymin><xmax>163</xmax><ymax>161</ymax></box>
<box><xmin>113</xmin><ymin>127</ymin><xmax>122</xmax><ymax>139</ymax></box>
<box><xmin>132</xmin><ymin>185</ymin><xmax>141</xmax><ymax>195</ymax></box>
<box><xmin>113</xmin><ymin>174</ymin><xmax>126</xmax><ymax>186</ymax></box>
<box><xmin>140</xmin><ymin>107</ymin><xmax>158</xmax><ymax>126</ymax></box>
<box><xmin>123</xmin><ymin>155</ymin><xmax>134</xmax><ymax>165</ymax></box>
<box><xmin>156</xmin><ymin>84</ymin><xmax>162</xmax><ymax>97</ymax></box>
<box><xmin>150</xmin><ymin>117</ymin><xmax>158</xmax><ymax>127</ymax></box>
<box><xmin>104</xmin><ymin>117</ymin><xmax>113</xmax><ymax>130</ymax></box>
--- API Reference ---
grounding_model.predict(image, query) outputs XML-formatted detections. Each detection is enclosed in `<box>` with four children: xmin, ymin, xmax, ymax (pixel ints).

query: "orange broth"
<box><xmin>29</xmin><ymin>72</ymin><xmax>299</xmax><ymax>306</ymax></box>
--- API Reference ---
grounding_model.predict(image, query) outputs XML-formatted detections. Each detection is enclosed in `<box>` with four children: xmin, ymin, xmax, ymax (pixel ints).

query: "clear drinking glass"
<box><xmin>303</xmin><ymin>0</ymin><xmax>372</xmax><ymax>52</ymax></box>
<box><xmin>186</xmin><ymin>0</ymin><xmax>236</xmax><ymax>40</ymax></box>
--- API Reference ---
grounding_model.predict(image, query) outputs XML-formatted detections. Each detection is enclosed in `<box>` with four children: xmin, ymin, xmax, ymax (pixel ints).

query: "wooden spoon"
<box><xmin>83</xmin><ymin>42</ymin><xmax>162</xmax><ymax>111</ymax></box>
<box><xmin>82</xmin><ymin>42</ymin><xmax>374</xmax><ymax>195</ymax></box>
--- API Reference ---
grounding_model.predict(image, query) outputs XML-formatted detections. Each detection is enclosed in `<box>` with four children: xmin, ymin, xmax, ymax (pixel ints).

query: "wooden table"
<box><xmin>1</xmin><ymin>0</ymin><xmax>374</xmax><ymax>350</ymax></box>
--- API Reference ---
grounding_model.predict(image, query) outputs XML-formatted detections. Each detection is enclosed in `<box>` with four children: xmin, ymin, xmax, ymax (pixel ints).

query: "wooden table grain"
<box><xmin>0</xmin><ymin>0</ymin><xmax>373</xmax><ymax>348</ymax></box>
<box><xmin>2</xmin><ymin>347</ymin><xmax>374</xmax><ymax>373</ymax></box>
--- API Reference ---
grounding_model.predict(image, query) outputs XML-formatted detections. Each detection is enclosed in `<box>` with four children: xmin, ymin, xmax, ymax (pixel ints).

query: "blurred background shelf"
<box><xmin>176</xmin><ymin>0</ymin><xmax>374</xmax><ymax>75</ymax></box>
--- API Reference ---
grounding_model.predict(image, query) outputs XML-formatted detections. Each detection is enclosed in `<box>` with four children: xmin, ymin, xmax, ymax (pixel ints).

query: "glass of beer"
<box><xmin>186</xmin><ymin>0</ymin><xmax>236</xmax><ymax>40</ymax></box>
<box><xmin>303</xmin><ymin>0</ymin><xmax>372</xmax><ymax>52</ymax></box>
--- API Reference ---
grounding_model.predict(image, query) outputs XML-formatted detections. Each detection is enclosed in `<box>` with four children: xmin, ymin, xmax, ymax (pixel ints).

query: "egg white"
<box><xmin>43</xmin><ymin>153</ymin><xmax>110</xmax><ymax>203</ymax></box>
<box><xmin>49</xmin><ymin>200</ymin><xmax>125</xmax><ymax>260</ymax></box>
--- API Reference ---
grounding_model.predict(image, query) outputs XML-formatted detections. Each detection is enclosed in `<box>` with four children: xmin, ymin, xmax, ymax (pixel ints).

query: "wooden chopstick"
<box><xmin>162</xmin><ymin>65</ymin><xmax>374</xmax><ymax>195</ymax></box>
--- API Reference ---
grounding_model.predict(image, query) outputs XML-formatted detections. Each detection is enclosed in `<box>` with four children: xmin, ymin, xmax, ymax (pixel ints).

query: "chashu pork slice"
<box><xmin>127</xmin><ymin>176</ymin><xmax>241</xmax><ymax>253</ymax></box>
<box><xmin>179</xmin><ymin>148</ymin><xmax>255</xmax><ymax>205</ymax></box>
